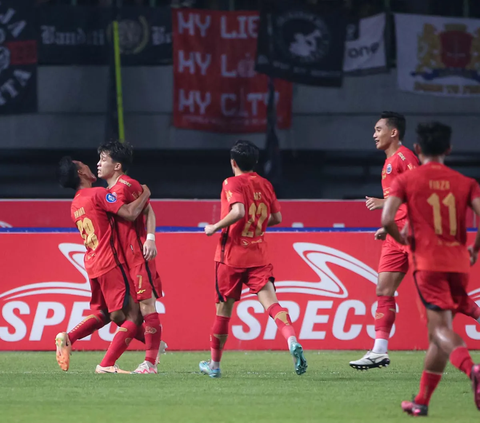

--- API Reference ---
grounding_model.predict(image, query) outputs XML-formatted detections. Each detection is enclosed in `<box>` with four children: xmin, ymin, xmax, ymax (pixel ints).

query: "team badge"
<box><xmin>386</xmin><ymin>164</ymin><xmax>392</xmax><ymax>174</ymax></box>
<box><xmin>106</xmin><ymin>192</ymin><xmax>117</xmax><ymax>203</ymax></box>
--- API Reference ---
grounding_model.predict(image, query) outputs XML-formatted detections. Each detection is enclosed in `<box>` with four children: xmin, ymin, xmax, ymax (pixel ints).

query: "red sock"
<box><xmin>68</xmin><ymin>312</ymin><xmax>107</xmax><ymax>345</ymax></box>
<box><xmin>463</xmin><ymin>298</ymin><xmax>480</xmax><ymax>320</ymax></box>
<box><xmin>450</xmin><ymin>346</ymin><xmax>474</xmax><ymax>378</ymax></box>
<box><xmin>100</xmin><ymin>320</ymin><xmax>137</xmax><ymax>367</ymax></box>
<box><xmin>414</xmin><ymin>371</ymin><xmax>442</xmax><ymax>405</ymax></box>
<box><xmin>144</xmin><ymin>313</ymin><xmax>162</xmax><ymax>365</ymax></box>
<box><xmin>210</xmin><ymin>316</ymin><xmax>230</xmax><ymax>363</ymax></box>
<box><xmin>267</xmin><ymin>303</ymin><xmax>296</xmax><ymax>342</ymax></box>
<box><xmin>375</xmin><ymin>296</ymin><xmax>396</xmax><ymax>339</ymax></box>
<box><xmin>134</xmin><ymin>323</ymin><xmax>146</xmax><ymax>344</ymax></box>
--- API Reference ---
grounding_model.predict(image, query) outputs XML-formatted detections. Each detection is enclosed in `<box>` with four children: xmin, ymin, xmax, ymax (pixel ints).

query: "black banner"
<box><xmin>37</xmin><ymin>6</ymin><xmax>172</xmax><ymax>66</ymax></box>
<box><xmin>255</xmin><ymin>2</ymin><xmax>346</xmax><ymax>87</ymax></box>
<box><xmin>0</xmin><ymin>0</ymin><xmax>37</xmax><ymax>114</ymax></box>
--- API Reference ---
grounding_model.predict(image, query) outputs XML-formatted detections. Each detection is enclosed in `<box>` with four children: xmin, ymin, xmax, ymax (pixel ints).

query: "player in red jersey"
<box><xmin>55</xmin><ymin>156</ymin><xmax>150</xmax><ymax>373</ymax></box>
<box><xmin>199</xmin><ymin>140</ymin><xmax>307</xmax><ymax>378</ymax></box>
<box><xmin>382</xmin><ymin>122</ymin><xmax>480</xmax><ymax>416</ymax></box>
<box><xmin>97</xmin><ymin>141</ymin><xmax>164</xmax><ymax>374</ymax></box>
<box><xmin>350</xmin><ymin>112</ymin><xmax>420</xmax><ymax>369</ymax></box>
<box><xmin>350</xmin><ymin>112</ymin><xmax>480</xmax><ymax>370</ymax></box>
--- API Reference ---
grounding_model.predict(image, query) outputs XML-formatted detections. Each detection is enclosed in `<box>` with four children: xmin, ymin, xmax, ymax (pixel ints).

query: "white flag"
<box><xmin>395</xmin><ymin>13</ymin><xmax>480</xmax><ymax>97</ymax></box>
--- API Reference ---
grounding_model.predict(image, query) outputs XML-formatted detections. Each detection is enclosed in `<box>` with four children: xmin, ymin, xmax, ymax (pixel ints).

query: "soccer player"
<box><xmin>381</xmin><ymin>122</ymin><xmax>480</xmax><ymax>415</ymax></box>
<box><xmin>56</xmin><ymin>156</ymin><xmax>150</xmax><ymax>373</ymax></box>
<box><xmin>350</xmin><ymin>112</ymin><xmax>480</xmax><ymax>370</ymax></box>
<box><xmin>349</xmin><ymin>111</ymin><xmax>419</xmax><ymax>369</ymax></box>
<box><xmin>97</xmin><ymin>141</ymin><xmax>164</xmax><ymax>374</ymax></box>
<box><xmin>199</xmin><ymin>140</ymin><xmax>307</xmax><ymax>378</ymax></box>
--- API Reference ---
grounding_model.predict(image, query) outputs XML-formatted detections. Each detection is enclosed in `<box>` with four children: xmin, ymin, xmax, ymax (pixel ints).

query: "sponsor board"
<box><xmin>0</xmin><ymin>199</ymin><xmax>475</xmax><ymax>229</ymax></box>
<box><xmin>2</xmin><ymin>232</ymin><xmax>480</xmax><ymax>351</ymax></box>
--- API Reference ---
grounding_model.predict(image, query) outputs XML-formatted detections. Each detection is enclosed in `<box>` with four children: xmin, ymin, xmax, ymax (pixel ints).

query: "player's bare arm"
<box><xmin>143</xmin><ymin>204</ymin><xmax>157</xmax><ymax>261</ymax></box>
<box><xmin>117</xmin><ymin>185</ymin><xmax>151</xmax><ymax>222</ymax></box>
<box><xmin>381</xmin><ymin>196</ymin><xmax>407</xmax><ymax>245</ymax></box>
<box><xmin>267</xmin><ymin>212</ymin><xmax>282</xmax><ymax>227</ymax></box>
<box><xmin>468</xmin><ymin>197</ymin><xmax>480</xmax><ymax>265</ymax></box>
<box><xmin>366</xmin><ymin>196</ymin><xmax>385</xmax><ymax>211</ymax></box>
<box><xmin>205</xmin><ymin>202</ymin><xmax>245</xmax><ymax>236</ymax></box>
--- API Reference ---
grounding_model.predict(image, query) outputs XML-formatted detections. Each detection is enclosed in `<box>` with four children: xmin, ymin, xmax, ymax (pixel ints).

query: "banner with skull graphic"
<box><xmin>37</xmin><ymin>6</ymin><xmax>172</xmax><ymax>66</ymax></box>
<box><xmin>255</xmin><ymin>2</ymin><xmax>346</xmax><ymax>87</ymax></box>
<box><xmin>0</xmin><ymin>0</ymin><xmax>37</xmax><ymax>114</ymax></box>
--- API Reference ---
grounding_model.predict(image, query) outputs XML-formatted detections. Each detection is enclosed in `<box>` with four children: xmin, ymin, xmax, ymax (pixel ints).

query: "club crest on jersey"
<box><xmin>106</xmin><ymin>192</ymin><xmax>117</xmax><ymax>203</ymax></box>
<box><xmin>386</xmin><ymin>164</ymin><xmax>392</xmax><ymax>174</ymax></box>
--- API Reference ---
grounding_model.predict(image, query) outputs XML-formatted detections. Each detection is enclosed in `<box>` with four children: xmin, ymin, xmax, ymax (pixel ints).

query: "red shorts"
<box><xmin>215</xmin><ymin>262</ymin><xmax>274</xmax><ymax>303</ymax></box>
<box><xmin>414</xmin><ymin>270</ymin><xmax>470</xmax><ymax>312</ymax></box>
<box><xmin>378</xmin><ymin>235</ymin><xmax>409</xmax><ymax>274</ymax></box>
<box><xmin>129</xmin><ymin>260</ymin><xmax>163</xmax><ymax>302</ymax></box>
<box><xmin>89</xmin><ymin>265</ymin><xmax>134</xmax><ymax>313</ymax></box>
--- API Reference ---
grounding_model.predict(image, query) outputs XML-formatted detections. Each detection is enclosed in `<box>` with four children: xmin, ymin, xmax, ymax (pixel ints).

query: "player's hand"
<box><xmin>143</xmin><ymin>239</ymin><xmax>157</xmax><ymax>261</ymax></box>
<box><xmin>141</xmin><ymin>185</ymin><xmax>151</xmax><ymax>198</ymax></box>
<box><xmin>374</xmin><ymin>228</ymin><xmax>387</xmax><ymax>241</ymax></box>
<box><xmin>204</xmin><ymin>224</ymin><xmax>218</xmax><ymax>236</ymax></box>
<box><xmin>468</xmin><ymin>245</ymin><xmax>479</xmax><ymax>266</ymax></box>
<box><xmin>365</xmin><ymin>196</ymin><xmax>383</xmax><ymax>211</ymax></box>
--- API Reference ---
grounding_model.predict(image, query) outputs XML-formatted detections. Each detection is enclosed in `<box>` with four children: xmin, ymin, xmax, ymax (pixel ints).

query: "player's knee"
<box><xmin>376</xmin><ymin>285</ymin><xmax>395</xmax><ymax>296</ymax></box>
<box><xmin>110</xmin><ymin>310</ymin><xmax>126</xmax><ymax>326</ymax></box>
<box><xmin>216</xmin><ymin>300</ymin><xmax>234</xmax><ymax>317</ymax></box>
<box><xmin>140</xmin><ymin>299</ymin><xmax>156</xmax><ymax>316</ymax></box>
<box><xmin>124</xmin><ymin>309</ymin><xmax>142</xmax><ymax>326</ymax></box>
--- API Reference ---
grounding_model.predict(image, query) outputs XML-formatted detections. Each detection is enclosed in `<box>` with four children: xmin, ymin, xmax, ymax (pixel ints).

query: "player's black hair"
<box><xmin>380</xmin><ymin>111</ymin><xmax>406</xmax><ymax>141</ymax></box>
<box><xmin>57</xmin><ymin>156</ymin><xmax>80</xmax><ymax>190</ymax></box>
<box><xmin>416</xmin><ymin>122</ymin><xmax>452</xmax><ymax>156</ymax></box>
<box><xmin>230</xmin><ymin>140</ymin><xmax>259</xmax><ymax>172</ymax></box>
<box><xmin>97</xmin><ymin>140</ymin><xmax>133</xmax><ymax>173</ymax></box>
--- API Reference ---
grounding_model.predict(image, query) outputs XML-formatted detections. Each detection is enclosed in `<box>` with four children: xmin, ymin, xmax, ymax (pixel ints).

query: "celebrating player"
<box><xmin>199</xmin><ymin>140</ymin><xmax>307</xmax><ymax>378</ymax></box>
<box><xmin>381</xmin><ymin>122</ymin><xmax>480</xmax><ymax>415</ymax></box>
<box><xmin>56</xmin><ymin>157</ymin><xmax>150</xmax><ymax>373</ymax></box>
<box><xmin>97</xmin><ymin>141</ymin><xmax>164</xmax><ymax>374</ymax></box>
<box><xmin>349</xmin><ymin>112</ymin><xmax>480</xmax><ymax>370</ymax></box>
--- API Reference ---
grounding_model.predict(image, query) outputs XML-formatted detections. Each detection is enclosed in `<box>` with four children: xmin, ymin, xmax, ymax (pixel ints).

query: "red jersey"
<box><xmin>382</xmin><ymin>145</ymin><xmax>419</xmax><ymax>223</ymax></box>
<box><xmin>390</xmin><ymin>162</ymin><xmax>480</xmax><ymax>273</ymax></box>
<box><xmin>214</xmin><ymin>172</ymin><xmax>281</xmax><ymax>268</ymax></box>
<box><xmin>71</xmin><ymin>188</ymin><xmax>126</xmax><ymax>279</ymax></box>
<box><xmin>109</xmin><ymin>175</ymin><xmax>148</xmax><ymax>269</ymax></box>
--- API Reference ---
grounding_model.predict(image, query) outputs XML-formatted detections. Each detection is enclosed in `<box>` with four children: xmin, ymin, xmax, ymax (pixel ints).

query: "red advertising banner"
<box><xmin>2</xmin><ymin>231</ymin><xmax>480</xmax><ymax>351</ymax></box>
<box><xmin>172</xmin><ymin>9</ymin><xmax>292</xmax><ymax>133</ymax></box>
<box><xmin>0</xmin><ymin>200</ymin><xmax>475</xmax><ymax>229</ymax></box>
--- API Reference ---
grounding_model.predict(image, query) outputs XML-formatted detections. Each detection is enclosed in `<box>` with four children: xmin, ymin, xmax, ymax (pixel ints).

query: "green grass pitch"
<box><xmin>0</xmin><ymin>351</ymin><xmax>479</xmax><ymax>423</ymax></box>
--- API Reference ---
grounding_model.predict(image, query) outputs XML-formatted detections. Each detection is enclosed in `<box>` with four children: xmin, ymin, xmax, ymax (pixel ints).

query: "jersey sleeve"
<box><xmin>469</xmin><ymin>179</ymin><xmax>480</xmax><ymax>205</ymax></box>
<box><xmin>96</xmin><ymin>189</ymin><xmax>126</xmax><ymax>214</ymax></box>
<box><xmin>128</xmin><ymin>179</ymin><xmax>150</xmax><ymax>207</ymax></box>
<box><xmin>268</xmin><ymin>182</ymin><xmax>281</xmax><ymax>213</ymax></box>
<box><xmin>223</xmin><ymin>178</ymin><xmax>245</xmax><ymax>207</ymax></box>
<box><xmin>389</xmin><ymin>173</ymin><xmax>408</xmax><ymax>202</ymax></box>
<box><xmin>111</xmin><ymin>184</ymin><xmax>129</xmax><ymax>204</ymax></box>
<box><xmin>397</xmin><ymin>151</ymin><xmax>418</xmax><ymax>174</ymax></box>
